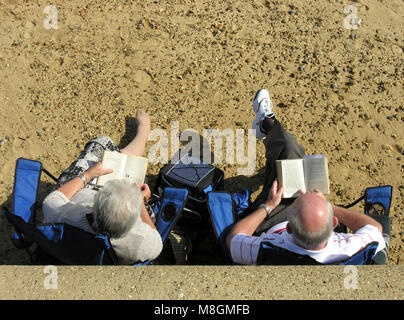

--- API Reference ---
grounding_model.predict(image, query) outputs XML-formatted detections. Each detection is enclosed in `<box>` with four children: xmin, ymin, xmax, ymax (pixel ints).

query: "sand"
<box><xmin>0</xmin><ymin>265</ymin><xmax>403</xmax><ymax>300</ymax></box>
<box><xmin>0</xmin><ymin>0</ymin><xmax>403</xmax><ymax>274</ymax></box>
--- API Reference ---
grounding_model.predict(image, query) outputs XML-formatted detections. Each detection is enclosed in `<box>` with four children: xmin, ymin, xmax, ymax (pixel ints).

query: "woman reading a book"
<box><xmin>42</xmin><ymin>110</ymin><xmax>163</xmax><ymax>264</ymax></box>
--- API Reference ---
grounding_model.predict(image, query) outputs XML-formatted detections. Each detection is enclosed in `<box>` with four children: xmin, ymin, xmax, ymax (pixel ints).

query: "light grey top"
<box><xmin>42</xmin><ymin>189</ymin><xmax>163</xmax><ymax>264</ymax></box>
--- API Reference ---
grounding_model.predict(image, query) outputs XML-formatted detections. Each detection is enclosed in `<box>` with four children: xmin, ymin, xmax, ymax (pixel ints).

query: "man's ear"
<box><xmin>286</xmin><ymin>222</ymin><xmax>292</xmax><ymax>234</ymax></box>
<box><xmin>332</xmin><ymin>216</ymin><xmax>339</xmax><ymax>229</ymax></box>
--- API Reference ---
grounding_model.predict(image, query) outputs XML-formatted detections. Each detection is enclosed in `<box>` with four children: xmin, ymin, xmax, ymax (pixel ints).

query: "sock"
<box><xmin>260</xmin><ymin>115</ymin><xmax>275</xmax><ymax>133</ymax></box>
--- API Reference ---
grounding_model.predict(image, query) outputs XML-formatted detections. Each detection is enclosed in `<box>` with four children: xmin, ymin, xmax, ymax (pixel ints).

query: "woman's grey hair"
<box><xmin>287</xmin><ymin>201</ymin><xmax>334</xmax><ymax>250</ymax></box>
<box><xmin>93</xmin><ymin>180</ymin><xmax>142</xmax><ymax>239</ymax></box>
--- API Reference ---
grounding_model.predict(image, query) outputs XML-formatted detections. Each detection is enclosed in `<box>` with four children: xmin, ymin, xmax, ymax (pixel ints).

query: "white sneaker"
<box><xmin>252</xmin><ymin>89</ymin><xmax>275</xmax><ymax>139</ymax></box>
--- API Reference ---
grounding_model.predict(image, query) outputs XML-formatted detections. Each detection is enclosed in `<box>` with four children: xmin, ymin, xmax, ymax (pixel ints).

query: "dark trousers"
<box><xmin>239</xmin><ymin>119</ymin><xmax>306</xmax><ymax>235</ymax></box>
<box><xmin>234</xmin><ymin>119</ymin><xmax>390</xmax><ymax>264</ymax></box>
<box><xmin>219</xmin><ymin>119</ymin><xmax>305</xmax><ymax>253</ymax></box>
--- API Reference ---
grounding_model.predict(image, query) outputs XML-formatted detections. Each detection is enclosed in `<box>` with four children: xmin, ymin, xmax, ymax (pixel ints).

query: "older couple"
<box><xmin>43</xmin><ymin>90</ymin><xmax>387</xmax><ymax>265</ymax></box>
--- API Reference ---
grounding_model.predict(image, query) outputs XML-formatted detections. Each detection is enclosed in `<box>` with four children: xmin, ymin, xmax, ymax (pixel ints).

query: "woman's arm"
<box><xmin>57</xmin><ymin>162</ymin><xmax>113</xmax><ymax>200</ymax></box>
<box><xmin>138</xmin><ymin>183</ymin><xmax>157</xmax><ymax>230</ymax></box>
<box><xmin>140</xmin><ymin>202</ymin><xmax>157</xmax><ymax>231</ymax></box>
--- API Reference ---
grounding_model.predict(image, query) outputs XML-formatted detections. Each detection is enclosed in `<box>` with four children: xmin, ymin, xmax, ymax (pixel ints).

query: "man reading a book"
<box><xmin>42</xmin><ymin>110</ymin><xmax>163</xmax><ymax>264</ymax></box>
<box><xmin>225</xmin><ymin>89</ymin><xmax>388</xmax><ymax>265</ymax></box>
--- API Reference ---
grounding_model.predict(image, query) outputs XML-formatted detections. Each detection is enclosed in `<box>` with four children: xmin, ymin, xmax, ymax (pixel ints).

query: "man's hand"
<box><xmin>312</xmin><ymin>189</ymin><xmax>326</xmax><ymax>200</ymax></box>
<box><xmin>265</xmin><ymin>179</ymin><xmax>284</xmax><ymax>211</ymax></box>
<box><xmin>291</xmin><ymin>189</ymin><xmax>325</xmax><ymax>207</ymax></box>
<box><xmin>226</xmin><ymin>179</ymin><xmax>283</xmax><ymax>251</ymax></box>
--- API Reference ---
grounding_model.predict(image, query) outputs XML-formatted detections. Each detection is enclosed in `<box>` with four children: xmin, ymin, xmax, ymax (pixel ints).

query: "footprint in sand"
<box><xmin>133</xmin><ymin>69</ymin><xmax>152</xmax><ymax>90</ymax></box>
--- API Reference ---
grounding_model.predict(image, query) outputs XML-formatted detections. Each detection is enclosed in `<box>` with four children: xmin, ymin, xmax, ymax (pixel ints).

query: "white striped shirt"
<box><xmin>230</xmin><ymin>221</ymin><xmax>385</xmax><ymax>265</ymax></box>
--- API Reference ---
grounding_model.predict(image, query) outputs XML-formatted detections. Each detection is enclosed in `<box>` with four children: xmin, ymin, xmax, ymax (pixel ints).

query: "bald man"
<box><xmin>225</xmin><ymin>89</ymin><xmax>386</xmax><ymax>265</ymax></box>
<box><xmin>226</xmin><ymin>181</ymin><xmax>385</xmax><ymax>264</ymax></box>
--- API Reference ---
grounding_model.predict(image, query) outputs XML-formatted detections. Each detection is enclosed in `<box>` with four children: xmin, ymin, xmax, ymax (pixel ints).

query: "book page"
<box><xmin>122</xmin><ymin>155</ymin><xmax>148</xmax><ymax>185</ymax></box>
<box><xmin>276</xmin><ymin>159</ymin><xmax>306</xmax><ymax>198</ymax></box>
<box><xmin>303</xmin><ymin>155</ymin><xmax>330</xmax><ymax>194</ymax></box>
<box><xmin>97</xmin><ymin>151</ymin><xmax>127</xmax><ymax>186</ymax></box>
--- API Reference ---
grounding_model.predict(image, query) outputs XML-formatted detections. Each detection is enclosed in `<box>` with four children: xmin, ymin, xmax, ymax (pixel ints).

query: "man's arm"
<box><xmin>332</xmin><ymin>205</ymin><xmax>382</xmax><ymax>233</ymax></box>
<box><xmin>311</xmin><ymin>189</ymin><xmax>382</xmax><ymax>234</ymax></box>
<box><xmin>226</xmin><ymin>180</ymin><xmax>283</xmax><ymax>250</ymax></box>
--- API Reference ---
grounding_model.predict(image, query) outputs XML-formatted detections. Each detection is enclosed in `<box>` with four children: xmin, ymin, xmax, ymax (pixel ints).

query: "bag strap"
<box><xmin>41</xmin><ymin>167</ymin><xmax>58</xmax><ymax>182</ymax></box>
<box><xmin>340</xmin><ymin>194</ymin><xmax>365</xmax><ymax>209</ymax></box>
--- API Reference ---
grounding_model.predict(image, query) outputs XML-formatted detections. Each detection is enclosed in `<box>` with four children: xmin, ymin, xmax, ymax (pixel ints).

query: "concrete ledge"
<box><xmin>0</xmin><ymin>266</ymin><xmax>403</xmax><ymax>300</ymax></box>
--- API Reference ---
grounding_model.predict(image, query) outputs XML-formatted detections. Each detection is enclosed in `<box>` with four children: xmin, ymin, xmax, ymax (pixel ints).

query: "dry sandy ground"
<box><xmin>0</xmin><ymin>0</ymin><xmax>403</xmax><ymax>270</ymax></box>
<box><xmin>0</xmin><ymin>265</ymin><xmax>403</xmax><ymax>300</ymax></box>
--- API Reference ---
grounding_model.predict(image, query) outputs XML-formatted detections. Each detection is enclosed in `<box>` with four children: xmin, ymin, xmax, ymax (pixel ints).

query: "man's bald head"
<box><xmin>287</xmin><ymin>192</ymin><xmax>336</xmax><ymax>250</ymax></box>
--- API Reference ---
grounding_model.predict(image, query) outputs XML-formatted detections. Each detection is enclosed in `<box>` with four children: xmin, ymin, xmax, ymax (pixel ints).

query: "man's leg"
<box><xmin>239</xmin><ymin>113</ymin><xmax>306</xmax><ymax>233</ymax></box>
<box><xmin>259</xmin><ymin>119</ymin><xmax>306</xmax><ymax>201</ymax></box>
<box><xmin>248</xmin><ymin>119</ymin><xmax>306</xmax><ymax>233</ymax></box>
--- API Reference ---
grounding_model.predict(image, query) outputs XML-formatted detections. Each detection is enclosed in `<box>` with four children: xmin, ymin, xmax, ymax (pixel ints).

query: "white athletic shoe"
<box><xmin>252</xmin><ymin>89</ymin><xmax>275</xmax><ymax>139</ymax></box>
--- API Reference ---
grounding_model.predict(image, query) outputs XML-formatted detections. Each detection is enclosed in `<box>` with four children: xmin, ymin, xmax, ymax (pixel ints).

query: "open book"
<box><xmin>275</xmin><ymin>154</ymin><xmax>329</xmax><ymax>198</ymax></box>
<box><xmin>97</xmin><ymin>150</ymin><xmax>148</xmax><ymax>186</ymax></box>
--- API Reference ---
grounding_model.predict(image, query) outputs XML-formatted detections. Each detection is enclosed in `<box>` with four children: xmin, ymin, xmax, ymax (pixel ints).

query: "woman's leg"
<box><xmin>56</xmin><ymin>136</ymin><xmax>119</xmax><ymax>188</ymax></box>
<box><xmin>57</xmin><ymin>110</ymin><xmax>150</xmax><ymax>188</ymax></box>
<box><xmin>120</xmin><ymin>110</ymin><xmax>150</xmax><ymax>157</ymax></box>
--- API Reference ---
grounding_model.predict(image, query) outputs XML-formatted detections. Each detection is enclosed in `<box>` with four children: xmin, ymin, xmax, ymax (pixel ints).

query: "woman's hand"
<box><xmin>140</xmin><ymin>184</ymin><xmax>151</xmax><ymax>202</ymax></box>
<box><xmin>83</xmin><ymin>162</ymin><xmax>113</xmax><ymax>182</ymax></box>
<box><xmin>134</xmin><ymin>182</ymin><xmax>151</xmax><ymax>202</ymax></box>
<box><xmin>57</xmin><ymin>162</ymin><xmax>112</xmax><ymax>200</ymax></box>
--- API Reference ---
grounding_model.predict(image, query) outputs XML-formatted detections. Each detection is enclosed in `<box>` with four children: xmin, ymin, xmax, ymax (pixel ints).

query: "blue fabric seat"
<box><xmin>3</xmin><ymin>158</ymin><xmax>189</xmax><ymax>265</ymax></box>
<box><xmin>207</xmin><ymin>185</ymin><xmax>393</xmax><ymax>265</ymax></box>
<box><xmin>11</xmin><ymin>158</ymin><xmax>42</xmax><ymax>248</ymax></box>
<box><xmin>3</xmin><ymin>209</ymin><xmax>117</xmax><ymax>265</ymax></box>
<box><xmin>256</xmin><ymin>240</ymin><xmax>379</xmax><ymax>266</ymax></box>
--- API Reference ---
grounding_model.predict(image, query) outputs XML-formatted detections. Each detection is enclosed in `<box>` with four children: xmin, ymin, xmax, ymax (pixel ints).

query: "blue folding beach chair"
<box><xmin>207</xmin><ymin>185</ymin><xmax>393</xmax><ymax>265</ymax></box>
<box><xmin>256</xmin><ymin>240</ymin><xmax>379</xmax><ymax>265</ymax></box>
<box><xmin>2</xmin><ymin>158</ymin><xmax>189</xmax><ymax>265</ymax></box>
